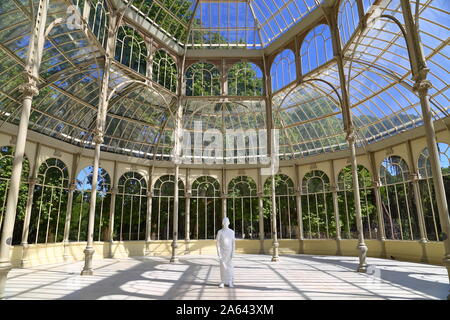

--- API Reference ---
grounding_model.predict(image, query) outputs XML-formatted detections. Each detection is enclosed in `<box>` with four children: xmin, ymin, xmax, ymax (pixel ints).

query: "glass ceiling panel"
<box><xmin>0</xmin><ymin>0</ymin><xmax>449</xmax><ymax>162</ymax></box>
<box><xmin>128</xmin><ymin>0</ymin><xmax>321</xmax><ymax>49</ymax></box>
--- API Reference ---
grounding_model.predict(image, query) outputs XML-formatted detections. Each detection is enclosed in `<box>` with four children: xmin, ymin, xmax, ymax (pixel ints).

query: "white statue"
<box><xmin>216</xmin><ymin>217</ymin><xmax>235</xmax><ymax>288</ymax></box>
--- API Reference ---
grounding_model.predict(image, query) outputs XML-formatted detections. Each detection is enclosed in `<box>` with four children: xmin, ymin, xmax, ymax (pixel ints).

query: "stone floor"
<box><xmin>4</xmin><ymin>254</ymin><xmax>449</xmax><ymax>300</ymax></box>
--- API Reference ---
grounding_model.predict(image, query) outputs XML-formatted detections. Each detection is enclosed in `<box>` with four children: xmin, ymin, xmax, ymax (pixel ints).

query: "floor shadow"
<box><xmin>57</xmin><ymin>256</ymin><xmax>294</xmax><ymax>300</ymax></box>
<box><xmin>284</xmin><ymin>254</ymin><xmax>449</xmax><ymax>299</ymax></box>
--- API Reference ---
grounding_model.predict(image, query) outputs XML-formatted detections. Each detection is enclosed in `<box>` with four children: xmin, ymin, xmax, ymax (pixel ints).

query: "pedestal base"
<box><xmin>357</xmin><ymin>266</ymin><xmax>368</xmax><ymax>273</ymax></box>
<box><xmin>0</xmin><ymin>263</ymin><xmax>12</xmax><ymax>299</ymax></box>
<box><xmin>80</xmin><ymin>269</ymin><xmax>93</xmax><ymax>276</ymax></box>
<box><xmin>81</xmin><ymin>247</ymin><xmax>95</xmax><ymax>276</ymax></box>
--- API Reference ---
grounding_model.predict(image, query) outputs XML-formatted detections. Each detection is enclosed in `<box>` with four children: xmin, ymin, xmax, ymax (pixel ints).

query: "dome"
<box><xmin>0</xmin><ymin>0</ymin><xmax>448</xmax><ymax>162</ymax></box>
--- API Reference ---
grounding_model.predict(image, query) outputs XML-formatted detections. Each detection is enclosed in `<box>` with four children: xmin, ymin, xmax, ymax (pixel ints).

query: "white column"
<box><xmin>257</xmin><ymin>191</ymin><xmax>265</xmax><ymax>254</ymax></box>
<box><xmin>62</xmin><ymin>181</ymin><xmax>76</xmax><ymax>261</ymax></box>
<box><xmin>108</xmin><ymin>187</ymin><xmax>117</xmax><ymax>258</ymax></box>
<box><xmin>19</xmin><ymin>177</ymin><xmax>37</xmax><ymax>268</ymax></box>
<box><xmin>170</xmin><ymin>165</ymin><xmax>179</xmax><ymax>263</ymax></box>
<box><xmin>81</xmin><ymin>10</ymin><xmax>117</xmax><ymax>275</ymax></box>
<box><xmin>184</xmin><ymin>191</ymin><xmax>191</xmax><ymax>254</ymax></box>
<box><xmin>329</xmin><ymin>160</ymin><xmax>342</xmax><ymax>255</ymax></box>
<box><xmin>271</xmin><ymin>175</ymin><xmax>279</xmax><ymax>262</ymax></box>
<box><xmin>81</xmin><ymin>138</ymin><xmax>102</xmax><ymax>276</ymax></box>
<box><xmin>400</xmin><ymin>0</ymin><xmax>450</xmax><ymax>287</ymax></box>
<box><xmin>144</xmin><ymin>191</ymin><xmax>153</xmax><ymax>256</ymax></box>
<box><xmin>348</xmin><ymin>134</ymin><xmax>368</xmax><ymax>272</ymax></box>
<box><xmin>20</xmin><ymin>143</ymin><xmax>41</xmax><ymax>268</ymax></box>
<box><xmin>63</xmin><ymin>153</ymin><xmax>80</xmax><ymax>262</ymax></box>
<box><xmin>295</xmin><ymin>189</ymin><xmax>304</xmax><ymax>254</ymax></box>
<box><xmin>0</xmin><ymin>0</ymin><xmax>49</xmax><ymax>298</ymax></box>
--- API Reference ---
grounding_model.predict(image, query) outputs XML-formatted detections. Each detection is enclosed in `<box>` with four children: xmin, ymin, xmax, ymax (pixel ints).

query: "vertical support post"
<box><xmin>329</xmin><ymin>160</ymin><xmax>342</xmax><ymax>255</ymax></box>
<box><xmin>348</xmin><ymin>135</ymin><xmax>368</xmax><ymax>272</ymax></box>
<box><xmin>406</xmin><ymin>140</ymin><xmax>428</xmax><ymax>245</ymax></box>
<box><xmin>271</xmin><ymin>174</ymin><xmax>279</xmax><ymax>262</ymax></box>
<box><xmin>368</xmin><ymin>151</ymin><xmax>387</xmax><ymax>258</ymax></box>
<box><xmin>257</xmin><ymin>168</ymin><xmax>265</xmax><ymax>254</ymax></box>
<box><xmin>221</xmin><ymin>168</ymin><xmax>227</xmax><ymax>220</ymax></box>
<box><xmin>328</xmin><ymin>4</ymin><xmax>367</xmax><ymax>272</ymax></box>
<box><xmin>0</xmin><ymin>0</ymin><xmax>48</xmax><ymax>299</ymax></box>
<box><xmin>81</xmin><ymin>12</ymin><xmax>117</xmax><ymax>275</ymax></box>
<box><xmin>400</xmin><ymin>0</ymin><xmax>450</xmax><ymax>288</ymax></box>
<box><xmin>170</xmin><ymin>165</ymin><xmax>179</xmax><ymax>263</ymax></box>
<box><xmin>20</xmin><ymin>143</ymin><xmax>41</xmax><ymax>268</ymax></box>
<box><xmin>81</xmin><ymin>137</ymin><xmax>102</xmax><ymax>276</ymax></box>
<box><xmin>294</xmin><ymin>164</ymin><xmax>304</xmax><ymax>254</ymax></box>
<box><xmin>144</xmin><ymin>192</ymin><xmax>152</xmax><ymax>255</ymax></box>
<box><xmin>144</xmin><ymin>166</ymin><xmax>153</xmax><ymax>256</ymax></box>
<box><xmin>108</xmin><ymin>161</ymin><xmax>118</xmax><ymax>258</ymax></box>
<box><xmin>184</xmin><ymin>168</ymin><xmax>191</xmax><ymax>254</ymax></box>
<box><xmin>257</xmin><ymin>191</ymin><xmax>265</xmax><ymax>254</ymax></box>
<box><xmin>63</xmin><ymin>153</ymin><xmax>80</xmax><ymax>261</ymax></box>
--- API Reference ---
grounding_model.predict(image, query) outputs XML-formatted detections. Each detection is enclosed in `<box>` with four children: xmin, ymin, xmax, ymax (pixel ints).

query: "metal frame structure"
<box><xmin>0</xmin><ymin>0</ymin><xmax>449</xmax><ymax>299</ymax></box>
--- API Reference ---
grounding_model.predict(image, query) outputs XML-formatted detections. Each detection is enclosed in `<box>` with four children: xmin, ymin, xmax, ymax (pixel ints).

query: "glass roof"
<box><xmin>0</xmin><ymin>0</ymin><xmax>448</xmax><ymax>162</ymax></box>
<box><xmin>129</xmin><ymin>0</ymin><xmax>322</xmax><ymax>49</ymax></box>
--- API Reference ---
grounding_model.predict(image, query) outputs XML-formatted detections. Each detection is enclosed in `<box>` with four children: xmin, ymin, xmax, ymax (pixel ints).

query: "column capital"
<box><xmin>413</xmin><ymin>79</ymin><xmax>432</xmax><ymax>94</ymax></box>
<box><xmin>330</xmin><ymin>185</ymin><xmax>338</xmax><ymax>193</ymax></box>
<box><xmin>185</xmin><ymin>192</ymin><xmax>192</xmax><ymax>199</ymax></box>
<box><xmin>345</xmin><ymin>130</ymin><xmax>357</xmax><ymax>144</ymax></box>
<box><xmin>147</xmin><ymin>191</ymin><xmax>153</xmax><ymax>198</ymax></box>
<box><xmin>110</xmin><ymin>187</ymin><xmax>119</xmax><ymax>194</ymax></box>
<box><xmin>19</xmin><ymin>80</ymin><xmax>39</xmax><ymax>97</ymax></box>
<box><xmin>93</xmin><ymin>129</ymin><xmax>104</xmax><ymax>145</ymax></box>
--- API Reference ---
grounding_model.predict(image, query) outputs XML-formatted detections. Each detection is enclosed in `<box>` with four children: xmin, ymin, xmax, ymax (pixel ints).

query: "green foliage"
<box><xmin>228</xmin><ymin>62</ymin><xmax>263</xmax><ymax>96</ymax></box>
<box><xmin>152</xmin><ymin>50</ymin><xmax>178</xmax><ymax>93</ymax></box>
<box><xmin>115</xmin><ymin>26</ymin><xmax>147</xmax><ymax>75</ymax></box>
<box><xmin>227</xmin><ymin>176</ymin><xmax>258</xmax><ymax>238</ymax></box>
<box><xmin>0</xmin><ymin>146</ymin><xmax>30</xmax><ymax>244</ymax></box>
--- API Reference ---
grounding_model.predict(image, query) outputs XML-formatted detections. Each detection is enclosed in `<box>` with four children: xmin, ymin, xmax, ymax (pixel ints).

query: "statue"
<box><xmin>216</xmin><ymin>217</ymin><xmax>235</xmax><ymax>288</ymax></box>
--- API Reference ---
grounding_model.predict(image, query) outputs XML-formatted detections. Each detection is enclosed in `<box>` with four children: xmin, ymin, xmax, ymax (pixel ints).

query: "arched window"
<box><xmin>88</xmin><ymin>0</ymin><xmax>109</xmax><ymax>48</ymax></box>
<box><xmin>302</xmin><ymin>170</ymin><xmax>334</xmax><ymax>239</ymax></box>
<box><xmin>152</xmin><ymin>175</ymin><xmax>185</xmax><ymax>240</ymax></box>
<box><xmin>115</xmin><ymin>172</ymin><xmax>147</xmax><ymax>241</ymax></box>
<box><xmin>264</xmin><ymin>174</ymin><xmax>297</xmax><ymax>239</ymax></box>
<box><xmin>29</xmin><ymin>158</ymin><xmax>69</xmax><ymax>244</ymax></box>
<box><xmin>338</xmin><ymin>0</ymin><xmax>360</xmax><ymax>47</ymax></box>
<box><xmin>0</xmin><ymin>146</ymin><xmax>30</xmax><ymax>245</ymax></box>
<box><xmin>185</xmin><ymin>62</ymin><xmax>221</xmax><ymax>96</ymax></box>
<box><xmin>191</xmin><ymin>176</ymin><xmax>221</xmax><ymax>239</ymax></box>
<box><xmin>115</xmin><ymin>26</ymin><xmax>147</xmax><ymax>75</ymax></box>
<box><xmin>152</xmin><ymin>50</ymin><xmax>178</xmax><ymax>93</ymax></box>
<box><xmin>417</xmin><ymin>143</ymin><xmax>450</xmax><ymax>241</ymax></box>
<box><xmin>270</xmin><ymin>49</ymin><xmax>296</xmax><ymax>92</ymax></box>
<box><xmin>227</xmin><ymin>176</ymin><xmax>258</xmax><ymax>239</ymax></box>
<box><xmin>70</xmin><ymin>166</ymin><xmax>111</xmax><ymax>242</ymax></box>
<box><xmin>301</xmin><ymin>24</ymin><xmax>333</xmax><ymax>75</ymax></box>
<box><xmin>337</xmin><ymin>165</ymin><xmax>377</xmax><ymax>239</ymax></box>
<box><xmin>380</xmin><ymin>156</ymin><xmax>419</xmax><ymax>240</ymax></box>
<box><xmin>227</xmin><ymin>62</ymin><xmax>263</xmax><ymax>96</ymax></box>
